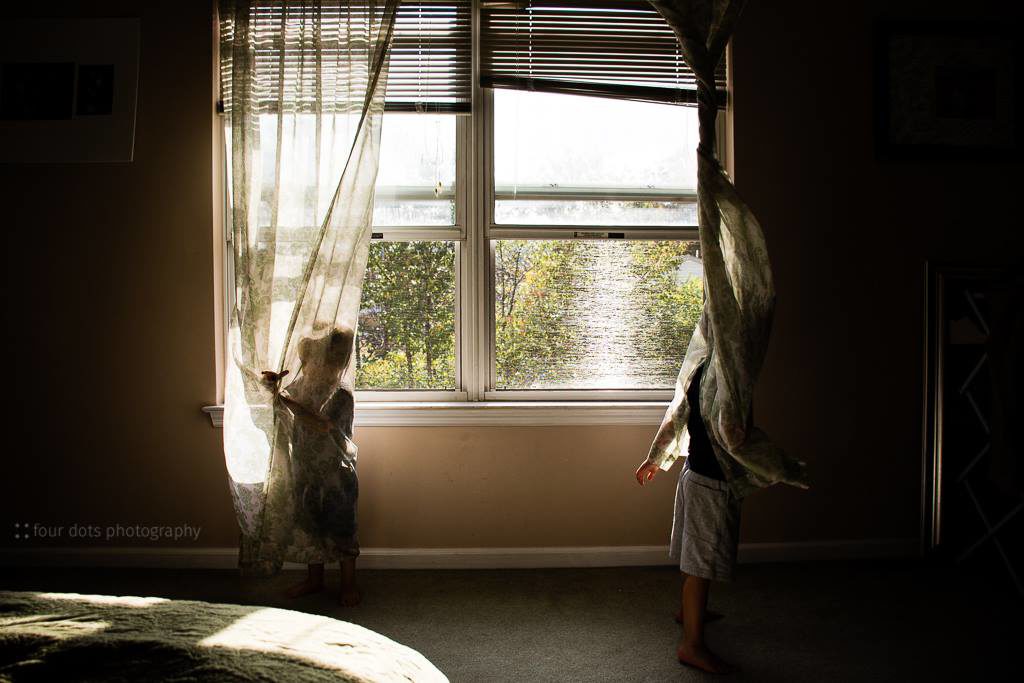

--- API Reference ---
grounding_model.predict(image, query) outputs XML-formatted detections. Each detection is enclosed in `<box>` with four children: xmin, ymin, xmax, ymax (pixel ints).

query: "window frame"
<box><xmin>217</xmin><ymin>0</ymin><xmax>730</xmax><ymax>416</ymax></box>
<box><xmin>483</xmin><ymin>87</ymin><xmax>704</xmax><ymax>242</ymax></box>
<box><xmin>355</xmin><ymin>113</ymin><xmax>471</xmax><ymax>402</ymax></box>
<box><xmin>475</xmin><ymin>87</ymin><xmax>723</xmax><ymax>401</ymax></box>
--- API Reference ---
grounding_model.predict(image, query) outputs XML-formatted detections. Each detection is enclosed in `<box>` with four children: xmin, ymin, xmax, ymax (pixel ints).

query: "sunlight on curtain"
<box><xmin>220</xmin><ymin>0</ymin><xmax>399</xmax><ymax>573</ymax></box>
<box><xmin>644</xmin><ymin>0</ymin><xmax>809</xmax><ymax>496</ymax></box>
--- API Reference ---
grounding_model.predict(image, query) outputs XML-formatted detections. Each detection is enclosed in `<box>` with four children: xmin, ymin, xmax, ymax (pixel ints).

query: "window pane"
<box><xmin>373</xmin><ymin>200</ymin><xmax>454</xmax><ymax>227</ymax></box>
<box><xmin>494</xmin><ymin>240</ymin><xmax>702</xmax><ymax>389</ymax></box>
<box><xmin>492</xmin><ymin>90</ymin><xmax>699</xmax><ymax>226</ymax></box>
<box><xmin>357</xmin><ymin>241</ymin><xmax>456</xmax><ymax>389</ymax></box>
<box><xmin>374</xmin><ymin>114</ymin><xmax>456</xmax><ymax>226</ymax></box>
<box><xmin>494</xmin><ymin>200</ymin><xmax>697</xmax><ymax>226</ymax></box>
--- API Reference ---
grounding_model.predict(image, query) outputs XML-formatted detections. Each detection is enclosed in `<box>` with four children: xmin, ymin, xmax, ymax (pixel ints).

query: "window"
<box><xmin>483</xmin><ymin>90</ymin><xmax>705</xmax><ymax>399</ymax></box>
<box><xmin>492</xmin><ymin>90</ymin><xmax>698</xmax><ymax>227</ymax></box>
<box><xmin>358</xmin><ymin>240</ymin><xmax>458</xmax><ymax>390</ymax></box>
<box><xmin>356</xmin><ymin>112</ymin><xmax>467</xmax><ymax>398</ymax></box>
<box><xmin>223</xmin><ymin>0</ymin><xmax>724</xmax><ymax>409</ymax></box>
<box><xmin>357</xmin><ymin>86</ymin><xmax>711</xmax><ymax>400</ymax></box>
<box><xmin>373</xmin><ymin>115</ymin><xmax>458</xmax><ymax>227</ymax></box>
<box><xmin>493</xmin><ymin>239</ymin><xmax>702</xmax><ymax>391</ymax></box>
<box><xmin>358</xmin><ymin>116</ymin><xmax>459</xmax><ymax>392</ymax></box>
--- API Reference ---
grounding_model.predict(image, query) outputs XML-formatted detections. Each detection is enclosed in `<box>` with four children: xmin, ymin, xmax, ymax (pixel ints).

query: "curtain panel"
<box><xmin>220</xmin><ymin>0</ymin><xmax>399</xmax><ymax>574</ymax></box>
<box><xmin>644</xmin><ymin>0</ymin><xmax>809</xmax><ymax>496</ymax></box>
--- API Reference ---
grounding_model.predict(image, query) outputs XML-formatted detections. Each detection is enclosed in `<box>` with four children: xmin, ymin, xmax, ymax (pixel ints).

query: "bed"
<box><xmin>0</xmin><ymin>591</ymin><xmax>447</xmax><ymax>681</ymax></box>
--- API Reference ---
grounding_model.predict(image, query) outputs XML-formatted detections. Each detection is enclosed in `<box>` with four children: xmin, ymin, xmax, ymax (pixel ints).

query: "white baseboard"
<box><xmin>358</xmin><ymin>546</ymin><xmax>672</xmax><ymax>569</ymax></box>
<box><xmin>0</xmin><ymin>539</ymin><xmax>919</xmax><ymax>571</ymax></box>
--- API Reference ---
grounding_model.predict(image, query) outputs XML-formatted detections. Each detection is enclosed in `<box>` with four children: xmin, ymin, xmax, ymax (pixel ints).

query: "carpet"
<box><xmin>1</xmin><ymin>560</ymin><xmax>1020</xmax><ymax>682</ymax></box>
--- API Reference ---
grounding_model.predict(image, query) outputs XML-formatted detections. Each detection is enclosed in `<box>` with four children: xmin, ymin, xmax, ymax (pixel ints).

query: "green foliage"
<box><xmin>628</xmin><ymin>241</ymin><xmax>704</xmax><ymax>361</ymax></box>
<box><xmin>356</xmin><ymin>241</ymin><xmax>456</xmax><ymax>389</ymax></box>
<box><xmin>355</xmin><ymin>238</ymin><xmax>704</xmax><ymax>391</ymax></box>
<box><xmin>357</xmin><ymin>349</ymin><xmax>456</xmax><ymax>390</ymax></box>
<box><xmin>494</xmin><ymin>240</ymin><xmax>581</xmax><ymax>388</ymax></box>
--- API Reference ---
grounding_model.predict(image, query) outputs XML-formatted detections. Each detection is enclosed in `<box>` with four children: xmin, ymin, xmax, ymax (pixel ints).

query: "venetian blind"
<box><xmin>220</xmin><ymin>0</ymin><xmax>471</xmax><ymax>114</ymax></box>
<box><xmin>480</xmin><ymin>0</ymin><xmax>726</xmax><ymax>106</ymax></box>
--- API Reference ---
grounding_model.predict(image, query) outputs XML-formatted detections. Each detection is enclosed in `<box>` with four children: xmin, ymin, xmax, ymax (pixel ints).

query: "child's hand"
<box><xmin>635</xmin><ymin>460</ymin><xmax>660</xmax><ymax>486</ymax></box>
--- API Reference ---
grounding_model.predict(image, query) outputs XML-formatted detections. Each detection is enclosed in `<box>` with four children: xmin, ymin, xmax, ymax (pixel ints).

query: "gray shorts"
<box><xmin>669</xmin><ymin>464</ymin><xmax>742</xmax><ymax>581</ymax></box>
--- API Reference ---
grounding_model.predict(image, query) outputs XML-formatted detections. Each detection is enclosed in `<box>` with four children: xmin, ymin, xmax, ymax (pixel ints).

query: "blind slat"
<box><xmin>221</xmin><ymin>0</ymin><xmax>472</xmax><ymax>115</ymax></box>
<box><xmin>480</xmin><ymin>0</ymin><xmax>727</xmax><ymax>107</ymax></box>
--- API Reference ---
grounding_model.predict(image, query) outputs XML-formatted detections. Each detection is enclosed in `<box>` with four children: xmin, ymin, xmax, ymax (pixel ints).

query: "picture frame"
<box><xmin>921</xmin><ymin>262</ymin><xmax>1023</xmax><ymax>595</ymax></box>
<box><xmin>874</xmin><ymin>21</ymin><xmax>1021</xmax><ymax>161</ymax></box>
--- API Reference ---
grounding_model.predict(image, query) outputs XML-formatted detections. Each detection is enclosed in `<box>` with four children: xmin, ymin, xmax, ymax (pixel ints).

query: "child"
<box><xmin>636</xmin><ymin>361</ymin><xmax>739</xmax><ymax>674</ymax></box>
<box><xmin>276</xmin><ymin>327</ymin><xmax>362</xmax><ymax>606</ymax></box>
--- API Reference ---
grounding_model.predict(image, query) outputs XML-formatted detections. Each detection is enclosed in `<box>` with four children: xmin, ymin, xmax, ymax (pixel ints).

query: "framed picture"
<box><xmin>921</xmin><ymin>262</ymin><xmax>1023</xmax><ymax>595</ymax></box>
<box><xmin>874</xmin><ymin>21</ymin><xmax>1020</xmax><ymax>161</ymax></box>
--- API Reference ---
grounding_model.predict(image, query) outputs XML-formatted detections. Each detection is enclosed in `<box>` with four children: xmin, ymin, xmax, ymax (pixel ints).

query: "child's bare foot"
<box><xmin>675</xmin><ymin>609</ymin><xmax>724</xmax><ymax>624</ymax></box>
<box><xmin>285</xmin><ymin>576</ymin><xmax>324</xmax><ymax>598</ymax></box>
<box><xmin>677</xmin><ymin>640</ymin><xmax>735</xmax><ymax>675</ymax></box>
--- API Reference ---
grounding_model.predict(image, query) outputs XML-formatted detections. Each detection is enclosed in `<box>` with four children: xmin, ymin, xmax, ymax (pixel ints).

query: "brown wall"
<box><xmin>2</xmin><ymin>0</ymin><xmax>1021</xmax><ymax>553</ymax></box>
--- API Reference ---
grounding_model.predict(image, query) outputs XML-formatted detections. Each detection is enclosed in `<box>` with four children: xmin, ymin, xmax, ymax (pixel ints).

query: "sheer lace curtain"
<box><xmin>220</xmin><ymin>0</ymin><xmax>399</xmax><ymax>573</ymax></box>
<box><xmin>645</xmin><ymin>0</ymin><xmax>809</xmax><ymax>496</ymax></box>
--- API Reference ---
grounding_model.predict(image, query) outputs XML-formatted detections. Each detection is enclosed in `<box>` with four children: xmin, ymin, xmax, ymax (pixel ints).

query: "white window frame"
<box><xmin>212</xmin><ymin>0</ymin><xmax>729</xmax><ymax>425</ymax></box>
<box><xmin>475</xmin><ymin>86</ymin><xmax>723</xmax><ymax>403</ymax></box>
<box><xmin>355</xmin><ymin>112</ymin><xmax>471</xmax><ymax>403</ymax></box>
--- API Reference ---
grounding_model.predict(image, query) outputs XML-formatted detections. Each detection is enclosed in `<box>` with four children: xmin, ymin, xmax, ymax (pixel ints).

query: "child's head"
<box><xmin>298</xmin><ymin>325</ymin><xmax>354</xmax><ymax>378</ymax></box>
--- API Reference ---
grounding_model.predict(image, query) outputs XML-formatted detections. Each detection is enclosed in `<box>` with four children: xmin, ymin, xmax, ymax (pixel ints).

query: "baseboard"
<box><xmin>0</xmin><ymin>539</ymin><xmax>919</xmax><ymax>570</ymax></box>
<box><xmin>358</xmin><ymin>546</ymin><xmax>672</xmax><ymax>569</ymax></box>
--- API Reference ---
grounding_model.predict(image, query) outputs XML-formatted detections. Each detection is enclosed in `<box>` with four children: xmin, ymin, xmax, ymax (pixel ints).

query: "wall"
<box><xmin>2</xmin><ymin>0</ymin><xmax>1021</xmax><ymax>555</ymax></box>
<box><xmin>731</xmin><ymin>0</ymin><xmax>1022</xmax><ymax>543</ymax></box>
<box><xmin>1</xmin><ymin>1</ymin><xmax>237</xmax><ymax>548</ymax></box>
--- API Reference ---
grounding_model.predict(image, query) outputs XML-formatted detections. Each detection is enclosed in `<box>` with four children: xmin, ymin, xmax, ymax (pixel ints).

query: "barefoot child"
<box><xmin>274</xmin><ymin>326</ymin><xmax>362</xmax><ymax>606</ymax></box>
<box><xmin>638</xmin><ymin>329</ymin><xmax>809</xmax><ymax>672</ymax></box>
<box><xmin>636</xmin><ymin>360</ymin><xmax>738</xmax><ymax>674</ymax></box>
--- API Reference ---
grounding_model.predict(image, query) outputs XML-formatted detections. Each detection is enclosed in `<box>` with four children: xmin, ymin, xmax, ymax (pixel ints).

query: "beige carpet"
<box><xmin>0</xmin><ymin>591</ymin><xmax>447</xmax><ymax>682</ymax></box>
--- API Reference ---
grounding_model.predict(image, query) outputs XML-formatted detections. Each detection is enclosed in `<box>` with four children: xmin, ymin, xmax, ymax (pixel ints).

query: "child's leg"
<box><xmin>677</xmin><ymin>574</ymin><xmax>734</xmax><ymax>674</ymax></box>
<box><xmin>285</xmin><ymin>562</ymin><xmax>325</xmax><ymax>598</ymax></box>
<box><xmin>339</xmin><ymin>555</ymin><xmax>360</xmax><ymax>606</ymax></box>
<box><xmin>675</xmin><ymin>571</ymin><xmax>723</xmax><ymax>624</ymax></box>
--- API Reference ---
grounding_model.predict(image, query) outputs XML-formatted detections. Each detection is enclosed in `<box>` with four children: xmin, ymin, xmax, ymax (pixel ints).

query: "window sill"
<box><xmin>201</xmin><ymin>401</ymin><xmax>668</xmax><ymax>427</ymax></box>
